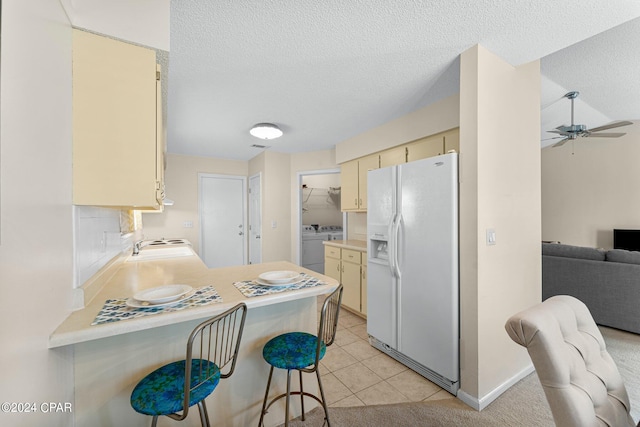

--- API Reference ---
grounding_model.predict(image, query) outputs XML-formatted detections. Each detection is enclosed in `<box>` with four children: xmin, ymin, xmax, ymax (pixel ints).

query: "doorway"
<box><xmin>198</xmin><ymin>173</ymin><xmax>247</xmax><ymax>268</ymax></box>
<box><xmin>297</xmin><ymin>169</ymin><xmax>343</xmax><ymax>270</ymax></box>
<box><xmin>248</xmin><ymin>173</ymin><xmax>262</xmax><ymax>264</ymax></box>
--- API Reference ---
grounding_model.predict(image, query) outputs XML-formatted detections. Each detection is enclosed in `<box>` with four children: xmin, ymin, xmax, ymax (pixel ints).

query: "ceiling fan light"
<box><xmin>250</xmin><ymin>123</ymin><xmax>283</xmax><ymax>140</ymax></box>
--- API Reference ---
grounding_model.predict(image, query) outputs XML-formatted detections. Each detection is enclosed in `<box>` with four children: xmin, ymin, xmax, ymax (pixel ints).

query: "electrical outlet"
<box><xmin>183</xmin><ymin>221</ymin><xmax>193</xmax><ymax>228</ymax></box>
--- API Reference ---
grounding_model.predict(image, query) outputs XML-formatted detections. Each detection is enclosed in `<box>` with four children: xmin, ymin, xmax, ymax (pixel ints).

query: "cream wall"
<box><xmin>142</xmin><ymin>153</ymin><xmax>249</xmax><ymax>254</ymax></box>
<box><xmin>0</xmin><ymin>1</ymin><xmax>75</xmax><ymax>426</ymax></box>
<box><xmin>541</xmin><ymin>122</ymin><xmax>640</xmax><ymax>248</ymax></box>
<box><xmin>335</xmin><ymin>94</ymin><xmax>460</xmax><ymax>163</ymax></box>
<box><xmin>458</xmin><ymin>45</ymin><xmax>541</xmax><ymax>406</ymax></box>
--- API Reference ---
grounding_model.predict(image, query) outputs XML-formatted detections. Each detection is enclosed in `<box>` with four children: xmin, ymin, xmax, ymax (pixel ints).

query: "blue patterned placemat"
<box><xmin>234</xmin><ymin>273</ymin><xmax>326</xmax><ymax>298</ymax></box>
<box><xmin>91</xmin><ymin>285</ymin><xmax>222</xmax><ymax>326</ymax></box>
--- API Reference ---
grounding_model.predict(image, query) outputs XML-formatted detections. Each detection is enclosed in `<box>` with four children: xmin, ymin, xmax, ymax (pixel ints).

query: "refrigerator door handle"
<box><xmin>394</xmin><ymin>213</ymin><xmax>404</xmax><ymax>279</ymax></box>
<box><xmin>388</xmin><ymin>213</ymin><xmax>398</xmax><ymax>277</ymax></box>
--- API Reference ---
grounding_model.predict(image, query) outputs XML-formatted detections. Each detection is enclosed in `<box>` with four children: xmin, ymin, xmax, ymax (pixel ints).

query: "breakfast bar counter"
<box><xmin>50</xmin><ymin>252</ymin><xmax>338</xmax><ymax>427</ymax></box>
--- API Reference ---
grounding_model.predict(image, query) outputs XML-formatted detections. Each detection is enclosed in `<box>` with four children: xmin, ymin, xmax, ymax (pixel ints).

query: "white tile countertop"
<box><xmin>49</xmin><ymin>253</ymin><xmax>338</xmax><ymax>348</ymax></box>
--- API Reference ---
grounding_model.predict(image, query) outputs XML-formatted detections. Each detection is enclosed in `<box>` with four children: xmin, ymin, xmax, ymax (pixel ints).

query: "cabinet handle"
<box><xmin>341</xmin><ymin>264</ymin><xmax>344</xmax><ymax>273</ymax></box>
<box><xmin>362</xmin><ymin>269</ymin><xmax>366</xmax><ymax>279</ymax></box>
<box><xmin>359</xmin><ymin>198</ymin><xmax>362</xmax><ymax>206</ymax></box>
<box><xmin>337</xmin><ymin>264</ymin><xmax>340</xmax><ymax>272</ymax></box>
<box><xmin>354</xmin><ymin>198</ymin><xmax>358</xmax><ymax>206</ymax></box>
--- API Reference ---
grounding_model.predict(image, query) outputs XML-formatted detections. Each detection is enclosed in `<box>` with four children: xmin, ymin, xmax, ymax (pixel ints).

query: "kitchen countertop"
<box><xmin>49</xmin><ymin>250</ymin><xmax>338</xmax><ymax>348</ymax></box>
<box><xmin>323</xmin><ymin>239</ymin><xmax>367</xmax><ymax>251</ymax></box>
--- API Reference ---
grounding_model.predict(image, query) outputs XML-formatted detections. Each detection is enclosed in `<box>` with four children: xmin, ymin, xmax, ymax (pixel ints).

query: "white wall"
<box><xmin>541</xmin><ymin>122</ymin><xmax>640</xmax><ymax>248</ymax></box>
<box><xmin>0</xmin><ymin>1</ymin><xmax>75</xmax><ymax>425</ymax></box>
<box><xmin>458</xmin><ymin>45</ymin><xmax>541</xmax><ymax>406</ymax></box>
<box><xmin>301</xmin><ymin>174</ymin><xmax>342</xmax><ymax>226</ymax></box>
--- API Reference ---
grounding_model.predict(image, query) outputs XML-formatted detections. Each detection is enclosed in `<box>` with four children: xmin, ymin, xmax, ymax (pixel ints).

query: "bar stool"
<box><xmin>258</xmin><ymin>285</ymin><xmax>343</xmax><ymax>427</ymax></box>
<box><xmin>130</xmin><ymin>303</ymin><xmax>247</xmax><ymax>427</ymax></box>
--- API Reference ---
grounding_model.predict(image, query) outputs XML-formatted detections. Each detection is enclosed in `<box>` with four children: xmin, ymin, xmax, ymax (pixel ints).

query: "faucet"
<box><xmin>132</xmin><ymin>240</ymin><xmax>145</xmax><ymax>256</ymax></box>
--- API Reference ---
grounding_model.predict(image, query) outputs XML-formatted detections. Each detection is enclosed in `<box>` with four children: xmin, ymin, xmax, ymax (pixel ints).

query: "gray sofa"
<box><xmin>542</xmin><ymin>242</ymin><xmax>640</xmax><ymax>334</ymax></box>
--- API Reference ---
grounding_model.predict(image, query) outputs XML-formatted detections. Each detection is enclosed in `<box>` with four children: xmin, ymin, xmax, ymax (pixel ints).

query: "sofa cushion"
<box><xmin>542</xmin><ymin>243</ymin><xmax>605</xmax><ymax>261</ymax></box>
<box><xmin>606</xmin><ymin>249</ymin><xmax>640</xmax><ymax>265</ymax></box>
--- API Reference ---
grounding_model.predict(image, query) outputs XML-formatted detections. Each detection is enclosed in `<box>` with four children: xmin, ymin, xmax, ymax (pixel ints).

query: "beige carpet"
<box><xmin>278</xmin><ymin>326</ymin><xmax>640</xmax><ymax>427</ymax></box>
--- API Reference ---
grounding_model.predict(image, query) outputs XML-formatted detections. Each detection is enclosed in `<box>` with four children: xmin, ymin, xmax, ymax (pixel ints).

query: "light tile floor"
<box><xmin>317</xmin><ymin>298</ymin><xmax>454</xmax><ymax>407</ymax></box>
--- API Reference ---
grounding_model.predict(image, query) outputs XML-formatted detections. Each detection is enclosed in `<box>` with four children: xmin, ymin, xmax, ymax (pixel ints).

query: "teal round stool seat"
<box><xmin>131</xmin><ymin>359</ymin><xmax>220</xmax><ymax>416</ymax></box>
<box><xmin>263</xmin><ymin>332</ymin><xmax>326</xmax><ymax>370</ymax></box>
<box><xmin>128</xmin><ymin>303</ymin><xmax>247</xmax><ymax>427</ymax></box>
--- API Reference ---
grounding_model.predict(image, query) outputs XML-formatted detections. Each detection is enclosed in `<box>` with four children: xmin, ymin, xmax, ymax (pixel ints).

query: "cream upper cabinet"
<box><xmin>72</xmin><ymin>29</ymin><xmax>163</xmax><ymax>209</ymax></box>
<box><xmin>444</xmin><ymin>128</ymin><xmax>460</xmax><ymax>153</ymax></box>
<box><xmin>340</xmin><ymin>160</ymin><xmax>359</xmax><ymax>211</ymax></box>
<box><xmin>341</xmin><ymin>154</ymin><xmax>379</xmax><ymax>211</ymax></box>
<box><xmin>357</xmin><ymin>154</ymin><xmax>379</xmax><ymax>211</ymax></box>
<box><xmin>407</xmin><ymin>134</ymin><xmax>444</xmax><ymax>162</ymax></box>
<box><xmin>379</xmin><ymin>145</ymin><xmax>406</xmax><ymax>168</ymax></box>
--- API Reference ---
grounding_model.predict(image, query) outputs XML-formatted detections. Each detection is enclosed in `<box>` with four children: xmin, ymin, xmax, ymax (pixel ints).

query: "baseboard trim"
<box><xmin>457</xmin><ymin>363</ymin><xmax>534</xmax><ymax>411</ymax></box>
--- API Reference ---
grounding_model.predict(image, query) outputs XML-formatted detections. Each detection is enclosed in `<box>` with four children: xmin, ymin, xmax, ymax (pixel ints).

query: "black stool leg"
<box><xmin>299</xmin><ymin>370</ymin><xmax>305</xmax><ymax>421</ymax></box>
<box><xmin>151</xmin><ymin>415</ymin><xmax>158</xmax><ymax>427</ymax></box>
<box><xmin>258</xmin><ymin>366</ymin><xmax>275</xmax><ymax>427</ymax></box>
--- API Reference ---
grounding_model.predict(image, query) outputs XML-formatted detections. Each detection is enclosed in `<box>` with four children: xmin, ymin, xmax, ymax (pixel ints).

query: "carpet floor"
<box><xmin>278</xmin><ymin>326</ymin><xmax>640</xmax><ymax>426</ymax></box>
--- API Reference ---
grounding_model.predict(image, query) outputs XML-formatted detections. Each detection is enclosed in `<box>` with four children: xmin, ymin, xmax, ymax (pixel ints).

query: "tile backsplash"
<box><xmin>73</xmin><ymin>206</ymin><xmax>130</xmax><ymax>289</ymax></box>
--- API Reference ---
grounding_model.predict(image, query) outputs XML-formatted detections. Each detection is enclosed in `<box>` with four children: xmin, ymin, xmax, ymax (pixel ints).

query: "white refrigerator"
<box><xmin>367</xmin><ymin>153</ymin><xmax>459</xmax><ymax>394</ymax></box>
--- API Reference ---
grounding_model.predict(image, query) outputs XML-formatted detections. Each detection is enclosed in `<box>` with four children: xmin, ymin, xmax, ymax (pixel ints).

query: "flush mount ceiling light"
<box><xmin>249</xmin><ymin>123</ymin><xmax>283</xmax><ymax>140</ymax></box>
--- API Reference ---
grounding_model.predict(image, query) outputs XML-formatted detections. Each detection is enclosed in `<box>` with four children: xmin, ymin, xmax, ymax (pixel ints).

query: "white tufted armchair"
<box><xmin>505</xmin><ymin>295</ymin><xmax>638</xmax><ymax>427</ymax></box>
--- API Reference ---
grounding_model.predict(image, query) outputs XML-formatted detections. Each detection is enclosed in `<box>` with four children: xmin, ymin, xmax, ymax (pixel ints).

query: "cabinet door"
<box><xmin>379</xmin><ymin>146</ymin><xmax>406</xmax><ymax>168</ymax></box>
<box><xmin>407</xmin><ymin>135</ymin><xmax>444</xmax><ymax>162</ymax></box>
<box><xmin>361</xmin><ymin>265</ymin><xmax>367</xmax><ymax>316</ymax></box>
<box><xmin>72</xmin><ymin>29</ymin><xmax>159</xmax><ymax>208</ymax></box>
<box><xmin>341</xmin><ymin>261</ymin><xmax>361</xmax><ymax>312</ymax></box>
<box><xmin>324</xmin><ymin>258</ymin><xmax>341</xmax><ymax>283</ymax></box>
<box><xmin>340</xmin><ymin>160</ymin><xmax>359</xmax><ymax>210</ymax></box>
<box><xmin>358</xmin><ymin>154</ymin><xmax>379</xmax><ymax>210</ymax></box>
<box><xmin>444</xmin><ymin>128</ymin><xmax>460</xmax><ymax>153</ymax></box>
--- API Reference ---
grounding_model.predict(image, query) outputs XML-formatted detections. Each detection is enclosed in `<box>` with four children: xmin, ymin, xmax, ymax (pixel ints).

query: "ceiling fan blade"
<box><xmin>584</xmin><ymin>132</ymin><xmax>626</xmax><ymax>138</ymax></box>
<box><xmin>552</xmin><ymin>138</ymin><xmax>570</xmax><ymax>147</ymax></box>
<box><xmin>542</xmin><ymin>136</ymin><xmax>565</xmax><ymax>141</ymax></box>
<box><xmin>554</xmin><ymin>125</ymin><xmax>568</xmax><ymax>131</ymax></box>
<box><xmin>588</xmin><ymin>121</ymin><xmax>633</xmax><ymax>133</ymax></box>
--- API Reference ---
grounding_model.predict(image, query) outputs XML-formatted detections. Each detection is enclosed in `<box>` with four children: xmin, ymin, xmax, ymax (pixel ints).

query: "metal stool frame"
<box><xmin>258</xmin><ymin>285</ymin><xmax>343</xmax><ymax>427</ymax></box>
<box><xmin>142</xmin><ymin>302</ymin><xmax>247</xmax><ymax>427</ymax></box>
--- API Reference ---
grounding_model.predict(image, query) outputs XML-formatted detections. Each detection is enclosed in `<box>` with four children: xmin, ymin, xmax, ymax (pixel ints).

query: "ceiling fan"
<box><xmin>547</xmin><ymin>91</ymin><xmax>633</xmax><ymax>147</ymax></box>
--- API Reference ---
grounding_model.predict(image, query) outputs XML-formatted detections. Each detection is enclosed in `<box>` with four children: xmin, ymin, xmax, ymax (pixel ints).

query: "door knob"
<box><xmin>239</xmin><ymin>231</ymin><xmax>244</xmax><ymax>235</ymax></box>
<box><xmin>256</xmin><ymin>235</ymin><xmax>261</xmax><ymax>239</ymax></box>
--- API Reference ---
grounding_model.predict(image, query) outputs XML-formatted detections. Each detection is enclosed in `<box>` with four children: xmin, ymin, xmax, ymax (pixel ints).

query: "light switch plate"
<box><xmin>486</xmin><ymin>228</ymin><xmax>496</xmax><ymax>246</ymax></box>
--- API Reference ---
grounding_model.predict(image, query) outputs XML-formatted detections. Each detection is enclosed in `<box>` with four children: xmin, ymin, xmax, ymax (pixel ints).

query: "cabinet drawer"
<box><xmin>324</xmin><ymin>246</ymin><xmax>341</xmax><ymax>259</ymax></box>
<box><xmin>341</xmin><ymin>249</ymin><xmax>361</xmax><ymax>264</ymax></box>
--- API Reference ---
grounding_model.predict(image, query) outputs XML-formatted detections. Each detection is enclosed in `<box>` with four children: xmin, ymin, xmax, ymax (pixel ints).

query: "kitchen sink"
<box><xmin>126</xmin><ymin>245</ymin><xmax>195</xmax><ymax>262</ymax></box>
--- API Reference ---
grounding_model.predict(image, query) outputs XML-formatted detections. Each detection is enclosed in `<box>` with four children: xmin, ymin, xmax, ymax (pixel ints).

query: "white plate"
<box><xmin>126</xmin><ymin>291</ymin><xmax>194</xmax><ymax>308</ymax></box>
<box><xmin>258</xmin><ymin>271</ymin><xmax>301</xmax><ymax>284</ymax></box>
<box><xmin>255</xmin><ymin>277</ymin><xmax>304</xmax><ymax>287</ymax></box>
<box><xmin>133</xmin><ymin>284</ymin><xmax>193</xmax><ymax>304</ymax></box>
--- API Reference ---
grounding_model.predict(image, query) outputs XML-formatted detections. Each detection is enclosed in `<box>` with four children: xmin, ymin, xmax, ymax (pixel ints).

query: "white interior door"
<box><xmin>248</xmin><ymin>173</ymin><xmax>262</xmax><ymax>264</ymax></box>
<box><xmin>199</xmin><ymin>174</ymin><xmax>247</xmax><ymax>268</ymax></box>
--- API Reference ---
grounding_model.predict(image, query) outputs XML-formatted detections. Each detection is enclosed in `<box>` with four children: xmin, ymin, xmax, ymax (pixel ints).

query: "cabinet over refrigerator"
<box><xmin>367</xmin><ymin>153</ymin><xmax>459</xmax><ymax>394</ymax></box>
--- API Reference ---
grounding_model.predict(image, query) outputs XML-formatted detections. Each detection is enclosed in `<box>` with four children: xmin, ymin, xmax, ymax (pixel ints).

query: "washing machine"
<box><xmin>301</xmin><ymin>225</ymin><xmax>330</xmax><ymax>274</ymax></box>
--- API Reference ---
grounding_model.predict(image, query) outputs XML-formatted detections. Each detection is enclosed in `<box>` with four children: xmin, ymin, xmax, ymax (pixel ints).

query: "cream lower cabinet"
<box><xmin>72</xmin><ymin>29</ymin><xmax>163</xmax><ymax>209</ymax></box>
<box><xmin>324</xmin><ymin>245</ymin><xmax>366</xmax><ymax>317</ymax></box>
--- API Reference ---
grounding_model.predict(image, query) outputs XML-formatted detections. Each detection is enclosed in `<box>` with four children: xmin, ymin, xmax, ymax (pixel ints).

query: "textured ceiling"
<box><xmin>166</xmin><ymin>0</ymin><xmax>640</xmax><ymax>160</ymax></box>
